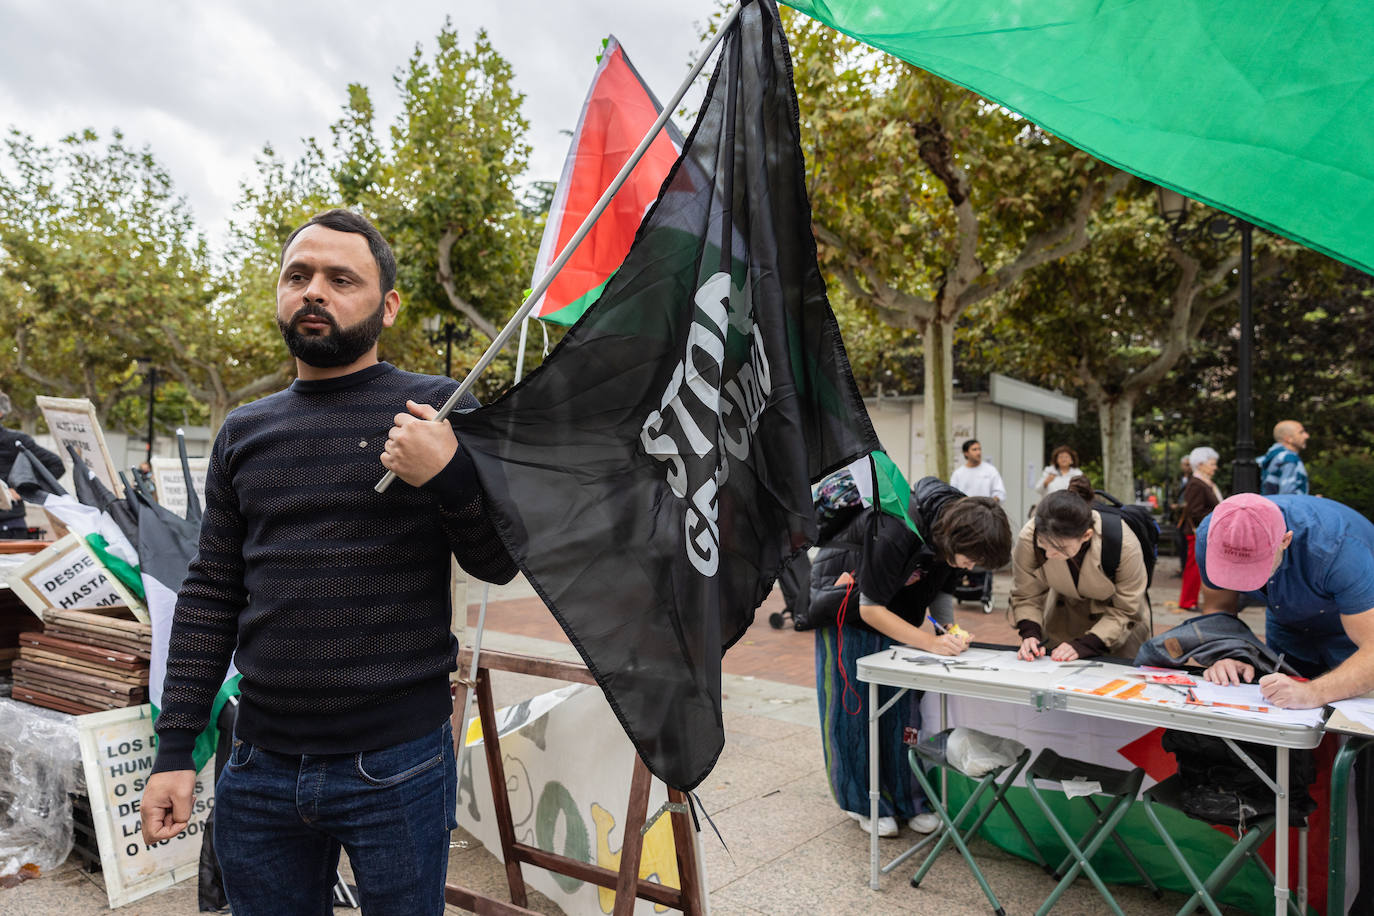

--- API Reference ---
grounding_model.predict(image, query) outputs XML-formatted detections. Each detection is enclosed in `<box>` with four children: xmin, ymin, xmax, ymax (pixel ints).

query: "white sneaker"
<box><xmin>850</xmin><ymin>812</ymin><xmax>898</xmax><ymax>837</ymax></box>
<box><xmin>908</xmin><ymin>813</ymin><xmax>940</xmax><ymax>834</ymax></box>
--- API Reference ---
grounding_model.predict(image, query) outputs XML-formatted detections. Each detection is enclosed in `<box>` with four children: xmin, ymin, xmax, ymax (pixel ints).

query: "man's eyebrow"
<box><xmin>280</xmin><ymin>261</ymin><xmax>366</xmax><ymax>280</ymax></box>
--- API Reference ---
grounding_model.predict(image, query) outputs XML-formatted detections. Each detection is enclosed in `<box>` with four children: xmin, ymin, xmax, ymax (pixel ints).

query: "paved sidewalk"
<box><xmin>3</xmin><ymin>561</ymin><xmax>1256</xmax><ymax>914</ymax></box>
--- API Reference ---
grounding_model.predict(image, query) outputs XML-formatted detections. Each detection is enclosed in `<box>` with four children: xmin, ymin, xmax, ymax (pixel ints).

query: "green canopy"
<box><xmin>785</xmin><ymin>0</ymin><xmax>1374</xmax><ymax>274</ymax></box>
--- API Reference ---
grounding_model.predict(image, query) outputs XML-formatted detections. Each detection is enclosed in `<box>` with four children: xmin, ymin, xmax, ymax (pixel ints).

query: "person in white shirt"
<box><xmin>949</xmin><ymin>439</ymin><xmax>1006</xmax><ymax>502</ymax></box>
<box><xmin>1036</xmin><ymin>444</ymin><xmax>1085</xmax><ymax>496</ymax></box>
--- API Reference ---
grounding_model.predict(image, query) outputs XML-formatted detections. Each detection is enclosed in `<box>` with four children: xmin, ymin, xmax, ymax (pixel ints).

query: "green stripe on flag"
<box><xmin>539</xmin><ymin>277</ymin><xmax>613</xmax><ymax>327</ymax></box>
<box><xmin>940</xmin><ymin>772</ymin><xmax>1273</xmax><ymax>913</ymax></box>
<box><xmin>86</xmin><ymin>533</ymin><xmax>146</xmax><ymax>600</ymax></box>
<box><xmin>871</xmin><ymin>451</ymin><xmax>920</xmax><ymax>538</ymax></box>
<box><xmin>151</xmin><ymin>674</ymin><xmax>241</xmax><ymax>774</ymax></box>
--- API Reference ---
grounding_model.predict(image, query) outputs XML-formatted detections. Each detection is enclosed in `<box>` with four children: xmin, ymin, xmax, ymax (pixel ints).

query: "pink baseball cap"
<box><xmin>1204</xmin><ymin>494</ymin><xmax>1288</xmax><ymax>591</ymax></box>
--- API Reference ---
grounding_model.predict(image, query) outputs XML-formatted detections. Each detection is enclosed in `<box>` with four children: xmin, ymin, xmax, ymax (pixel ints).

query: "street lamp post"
<box><xmin>1155</xmin><ymin>188</ymin><xmax>1260</xmax><ymax>493</ymax></box>
<box><xmin>134</xmin><ymin>357</ymin><xmax>157</xmax><ymax>461</ymax></box>
<box><xmin>422</xmin><ymin>315</ymin><xmax>458</xmax><ymax>379</ymax></box>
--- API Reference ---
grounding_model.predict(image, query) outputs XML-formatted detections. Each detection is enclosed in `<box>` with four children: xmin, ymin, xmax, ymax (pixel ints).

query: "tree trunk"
<box><xmin>922</xmin><ymin>316</ymin><xmax>956</xmax><ymax>480</ymax></box>
<box><xmin>209</xmin><ymin>400</ymin><xmax>230</xmax><ymax>439</ymax></box>
<box><xmin>1097</xmin><ymin>395</ymin><xmax>1136</xmax><ymax>501</ymax></box>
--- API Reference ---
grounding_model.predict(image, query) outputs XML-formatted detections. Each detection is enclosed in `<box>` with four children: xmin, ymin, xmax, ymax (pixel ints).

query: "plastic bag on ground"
<box><xmin>946</xmin><ymin>726</ymin><xmax>1026</xmax><ymax>778</ymax></box>
<box><xmin>0</xmin><ymin>698</ymin><xmax>81</xmax><ymax>877</ymax></box>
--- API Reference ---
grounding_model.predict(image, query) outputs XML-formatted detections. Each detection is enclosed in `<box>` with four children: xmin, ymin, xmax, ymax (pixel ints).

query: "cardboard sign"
<box><xmin>4</xmin><ymin>534</ymin><xmax>145</xmax><ymax>622</ymax></box>
<box><xmin>77</xmin><ymin>704</ymin><xmax>216</xmax><ymax>907</ymax></box>
<box><xmin>149</xmin><ymin>456</ymin><xmax>207</xmax><ymax>520</ymax></box>
<box><xmin>36</xmin><ymin>396</ymin><xmax>122</xmax><ymax>496</ymax></box>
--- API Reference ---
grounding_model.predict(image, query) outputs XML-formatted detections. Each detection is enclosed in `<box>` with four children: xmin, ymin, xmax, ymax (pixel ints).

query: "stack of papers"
<box><xmin>1188</xmin><ymin>683</ymin><xmax>1325</xmax><ymax>727</ymax></box>
<box><xmin>1330</xmin><ymin>697</ymin><xmax>1374</xmax><ymax>732</ymax></box>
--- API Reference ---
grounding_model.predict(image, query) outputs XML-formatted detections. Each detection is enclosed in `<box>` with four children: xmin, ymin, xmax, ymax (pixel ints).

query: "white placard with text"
<box><xmin>77</xmin><ymin>705</ymin><xmax>215</xmax><ymax>908</ymax></box>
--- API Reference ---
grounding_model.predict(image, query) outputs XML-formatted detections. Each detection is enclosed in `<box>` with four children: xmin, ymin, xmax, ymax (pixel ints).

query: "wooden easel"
<box><xmin>447</xmin><ymin>648</ymin><xmax>705</xmax><ymax>916</ymax></box>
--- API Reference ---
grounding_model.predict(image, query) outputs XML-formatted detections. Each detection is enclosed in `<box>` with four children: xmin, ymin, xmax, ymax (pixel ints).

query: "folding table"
<box><xmin>857</xmin><ymin>647</ymin><xmax>1326</xmax><ymax>916</ymax></box>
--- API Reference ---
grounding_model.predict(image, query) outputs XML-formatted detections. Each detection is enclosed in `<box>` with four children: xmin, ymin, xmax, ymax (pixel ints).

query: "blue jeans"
<box><xmin>214</xmin><ymin>720</ymin><xmax>456</xmax><ymax>916</ymax></box>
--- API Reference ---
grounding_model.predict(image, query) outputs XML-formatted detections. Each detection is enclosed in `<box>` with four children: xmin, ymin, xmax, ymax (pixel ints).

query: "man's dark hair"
<box><xmin>281</xmin><ymin>209</ymin><xmax>397</xmax><ymax>294</ymax></box>
<box><xmin>932</xmin><ymin>496</ymin><xmax>1011</xmax><ymax>569</ymax></box>
<box><xmin>961</xmin><ymin>438</ymin><xmax>980</xmax><ymax>455</ymax></box>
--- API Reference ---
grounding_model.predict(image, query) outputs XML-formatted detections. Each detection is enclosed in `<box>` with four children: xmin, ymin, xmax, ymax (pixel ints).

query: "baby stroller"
<box><xmin>951</xmin><ymin>568</ymin><xmax>995</xmax><ymax>614</ymax></box>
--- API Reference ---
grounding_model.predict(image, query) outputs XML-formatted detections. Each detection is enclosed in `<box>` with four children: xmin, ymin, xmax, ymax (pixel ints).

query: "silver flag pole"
<box><xmin>375</xmin><ymin>0</ymin><xmax>742</xmax><ymax>493</ymax></box>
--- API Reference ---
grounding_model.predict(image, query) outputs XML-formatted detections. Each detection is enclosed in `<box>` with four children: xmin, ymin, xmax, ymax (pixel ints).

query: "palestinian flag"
<box><xmin>136</xmin><ymin>489</ymin><xmax>239</xmax><ymax>773</ymax></box>
<box><xmin>452</xmin><ymin>0</ymin><xmax>878</xmax><ymax>791</ymax></box>
<box><xmin>528</xmin><ymin>35</ymin><xmax>686</xmax><ymax>327</ymax></box>
<box><xmin>786</xmin><ymin>0</ymin><xmax>1374</xmax><ymax>274</ymax></box>
<box><xmin>66</xmin><ymin>447</ymin><xmax>144</xmax><ymax>601</ymax></box>
<box><xmin>10</xmin><ymin>445</ymin><xmax>143</xmax><ymax>601</ymax></box>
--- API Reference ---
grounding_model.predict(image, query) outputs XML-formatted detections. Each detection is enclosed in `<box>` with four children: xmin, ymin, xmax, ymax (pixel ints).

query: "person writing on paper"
<box><xmin>811</xmin><ymin>476</ymin><xmax>1012</xmax><ymax>837</ymax></box>
<box><xmin>1011</xmin><ymin>476</ymin><xmax>1150</xmax><ymax>662</ymax></box>
<box><xmin>1195</xmin><ymin>493</ymin><xmax>1374</xmax><ymax>708</ymax></box>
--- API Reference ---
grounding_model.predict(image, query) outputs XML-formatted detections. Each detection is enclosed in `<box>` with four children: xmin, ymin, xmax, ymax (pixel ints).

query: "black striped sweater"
<box><xmin>152</xmin><ymin>362</ymin><xmax>516</xmax><ymax>772</ymax></box>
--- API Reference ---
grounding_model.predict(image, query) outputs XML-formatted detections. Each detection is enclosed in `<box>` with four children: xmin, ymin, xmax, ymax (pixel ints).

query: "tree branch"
<box><xmin>14</xmin><ymin>326</ymin><xmax>79</xmax><ymax>395</ymax></box>
<box><xmin>956</xmin><ymin>170</ymin><xmax>1132</xmax><ymax>312</ymax></box>
<box><xmin>436</xmin><ymin>227</ymin><xmax>499</xmax><ymax>340</ymax></box>
<box><xmin>813</xmin><ymin>222</ymin><xmax>936</xmax><ymax>328</ymax></box>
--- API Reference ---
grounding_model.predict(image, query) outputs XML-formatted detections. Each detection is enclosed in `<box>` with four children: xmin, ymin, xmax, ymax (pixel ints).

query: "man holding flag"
<box><xmin>140</xmin><ymin>209</ymin><xmax>516</xmax><ymax>915</ymax></box>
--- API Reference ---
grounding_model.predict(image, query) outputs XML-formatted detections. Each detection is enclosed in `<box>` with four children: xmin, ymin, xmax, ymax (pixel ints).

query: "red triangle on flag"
<box><xmin>530</xmin><ymin>36</ymin><xmax>685</xmax><ymax>326</ymax></box>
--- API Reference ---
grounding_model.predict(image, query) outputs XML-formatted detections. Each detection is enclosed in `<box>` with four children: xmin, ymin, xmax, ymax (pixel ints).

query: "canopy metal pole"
<box><xmin>376</xmin><ymin>0</ymin><xmax>741</xmax><ymax>493</ymax></box>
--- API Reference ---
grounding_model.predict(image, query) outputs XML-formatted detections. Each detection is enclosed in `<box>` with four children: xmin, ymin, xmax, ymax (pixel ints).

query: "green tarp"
<box><xmin>785</xmin><ymin>0</ymin><xmax>1374</xmax><ymax>274</ymax></box>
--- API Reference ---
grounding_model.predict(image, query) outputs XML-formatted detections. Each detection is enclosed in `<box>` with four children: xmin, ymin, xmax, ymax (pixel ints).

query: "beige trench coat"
<box><xmin>1009</xmin><ymin>510</ymin><xmax>1150</xmax><ymax>658</ymax></box>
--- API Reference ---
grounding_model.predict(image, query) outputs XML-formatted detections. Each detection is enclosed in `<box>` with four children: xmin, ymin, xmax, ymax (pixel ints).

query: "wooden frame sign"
<box><xmin>149</xmin><ymin>456</ymin><xmax>208</xmax><ymax>519</ymax></box>
<box><xmin>4</xmin><ymin>533</ymin><xmax>146</xmax><ymax>622</ymax></box>
<box><xmin>77</xmin><ymin>705</ymin><xmax>216</xmax><ymax>908</ymax></box>
<box><xmin>36</xmin><ymin>395</ymin><xmax>122</xmax><ymax>496</ymax></box>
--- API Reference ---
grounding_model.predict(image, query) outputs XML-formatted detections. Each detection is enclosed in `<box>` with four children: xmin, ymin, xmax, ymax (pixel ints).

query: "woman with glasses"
<box><xmin>1010</xmin><ymin>476</ymin><xmax>1150</xmax><ymax>661</ymax></box>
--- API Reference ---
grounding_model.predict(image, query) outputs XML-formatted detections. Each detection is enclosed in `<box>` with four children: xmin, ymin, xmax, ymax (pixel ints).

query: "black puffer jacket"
<box><xmin>801</xmin><ymin>476</ymin><xmax>965</xmax><ymax>632</ymax></box>
<box><xmin>0</xmin><ymin>426</ymin><xmax>65</xmax><ymax>523</ymax></box>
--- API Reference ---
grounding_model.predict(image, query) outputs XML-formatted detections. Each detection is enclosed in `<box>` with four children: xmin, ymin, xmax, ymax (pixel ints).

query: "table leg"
<box><xmin>1275</xmin><ymin>747</ymin><xmax>1289</xmax><ymax>916</ymax></box>
<box><xmin>870</xmin><ymin>680</ymin><xmax>880</xmax><ymax>891</ymax></box>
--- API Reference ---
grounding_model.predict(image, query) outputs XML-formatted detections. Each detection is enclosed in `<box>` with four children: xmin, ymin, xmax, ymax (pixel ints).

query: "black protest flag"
<box><xmin>450</xmin><ymin>0</ymin><xmax>877</xmax><ymax>790</ymax></box>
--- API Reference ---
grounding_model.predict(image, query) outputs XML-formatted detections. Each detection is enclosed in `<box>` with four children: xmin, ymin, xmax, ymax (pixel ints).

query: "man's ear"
<box><xmin>382</xmin><ymin>289</ymin><xmax>401</xmax><ymax>328</ymax></box>
<box><xmin>1281</xmin><ymin>530</ymin><xmax>1294</xmax><ymax>550</ymax></box>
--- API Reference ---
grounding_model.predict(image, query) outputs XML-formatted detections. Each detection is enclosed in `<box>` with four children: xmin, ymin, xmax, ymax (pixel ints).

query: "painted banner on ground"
<box><xmin>76</xmin><ymin>704</ymin><xmax>215</xmax><ymax>908</ymax></box>
<box><xmin>460</xmin><ymin>683</ymin><xmax>691</xmax><ymax>915</ymax></box>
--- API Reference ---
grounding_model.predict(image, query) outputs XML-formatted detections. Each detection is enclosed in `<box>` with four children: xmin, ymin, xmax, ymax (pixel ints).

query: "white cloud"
<box><xmin>0</xmin><ymin>0</ymin><xmax>724</xmax><ymax>248</ymax></box>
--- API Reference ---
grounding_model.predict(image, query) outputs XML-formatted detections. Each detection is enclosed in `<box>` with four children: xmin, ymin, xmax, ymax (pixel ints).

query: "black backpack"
<box><xmin>1093</xmin><ymin>490</ymin><xmax>1160</xmax><ymax>588</ymax></box>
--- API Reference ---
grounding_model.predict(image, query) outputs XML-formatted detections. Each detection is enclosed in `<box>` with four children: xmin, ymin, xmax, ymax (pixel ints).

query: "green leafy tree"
<box><xmin>965</xmin><ymin>199</ymin><xmax>1289</xmax><ymax>498</ymax></box>
<box><xmin>0</xmin><ymin>128</ymin><xmax>209</xmax><ymax>427</ymax></box>
<box><xmin>785</xmin><ymin>11</ymin><xmax>1130</xmax><ymax>478</ymax></box>
<box><xmin>326</xmin><ymin>23</ymin><xmax>539</xmax><ymax>351</ymax></box>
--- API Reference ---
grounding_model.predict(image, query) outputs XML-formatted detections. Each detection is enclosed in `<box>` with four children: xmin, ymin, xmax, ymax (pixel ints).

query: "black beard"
<box><xmin>278</xmin><ymin>300</ymin><xmax>386</xmax><ymax>369</ymax></box>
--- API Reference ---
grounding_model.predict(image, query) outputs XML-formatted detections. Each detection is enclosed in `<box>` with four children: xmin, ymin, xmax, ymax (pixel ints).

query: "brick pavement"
<box><xmin>467</xmin><ymin>557</ymin><xmax>1230</xmax><ymax>693</ymax></box>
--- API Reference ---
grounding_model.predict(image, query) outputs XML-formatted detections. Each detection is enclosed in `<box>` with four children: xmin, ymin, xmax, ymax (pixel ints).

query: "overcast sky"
<box><xmin>0</xmin><ymin>0</ymin><xmax>724</xmax><ymax>249</ymax></box>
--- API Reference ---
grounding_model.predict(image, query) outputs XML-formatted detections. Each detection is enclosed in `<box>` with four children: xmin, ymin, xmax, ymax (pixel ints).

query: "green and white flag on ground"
<box><xmin>785</xmin><ymin>0</ymin><xmax>1374</xmax><ymax>274</ymax></box>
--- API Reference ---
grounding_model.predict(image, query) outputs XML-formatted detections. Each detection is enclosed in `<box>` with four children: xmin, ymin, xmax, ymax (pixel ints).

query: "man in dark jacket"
<box><xmin>0</xmin><ymin>391</ymin><xmax>66</xmax><ymax>538</ymax></box>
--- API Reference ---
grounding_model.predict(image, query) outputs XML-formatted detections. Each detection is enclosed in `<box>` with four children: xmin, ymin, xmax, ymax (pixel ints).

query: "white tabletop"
<box><xmin>857</xmin><ymin>646</ymin><xmax>1325</xmax><ymax>750</ymax></box>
